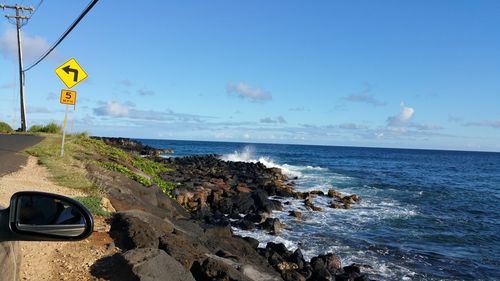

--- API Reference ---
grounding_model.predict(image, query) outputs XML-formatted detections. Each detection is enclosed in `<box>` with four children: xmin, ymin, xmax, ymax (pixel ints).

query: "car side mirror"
<box><xmin>0</xmin><ymin>191</ymin><xmax>93</xmax><ymax>241</ymax></box>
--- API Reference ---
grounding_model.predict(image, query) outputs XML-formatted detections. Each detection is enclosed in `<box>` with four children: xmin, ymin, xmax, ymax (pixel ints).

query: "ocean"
<box><xmin>138</xmin><ymin>139</ymin><xmax>500</xmax><ymax>281</ymax></box>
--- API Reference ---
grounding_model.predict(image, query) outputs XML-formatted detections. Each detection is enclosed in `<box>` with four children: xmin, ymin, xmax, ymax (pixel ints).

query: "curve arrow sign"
<box><xmin>62</xmin><ymin>65</ymin><xmax>79</xmax><ymax>82</ymax></box>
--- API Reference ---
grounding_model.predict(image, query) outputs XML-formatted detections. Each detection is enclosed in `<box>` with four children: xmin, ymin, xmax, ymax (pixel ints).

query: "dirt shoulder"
<box><xmin>0</xmin><ymin>156</ymin><xmax>116</xmax><ymax>281</ymax></box>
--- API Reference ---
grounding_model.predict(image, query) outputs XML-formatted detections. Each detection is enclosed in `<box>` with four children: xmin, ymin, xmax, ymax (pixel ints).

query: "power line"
<box><xmin>24</xmin><ymin>0</ymin><xmax>99</xmax><ymax>72</ymax></box>
<box><xmin>20</xmin><ymin>0</ymin><xmax>43</xmax><ymax>27</ymax></box>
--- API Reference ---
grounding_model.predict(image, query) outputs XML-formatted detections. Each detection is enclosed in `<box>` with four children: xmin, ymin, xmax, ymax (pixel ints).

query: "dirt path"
<box><xmin>0</xmin><ymin>156</ymin><xmax>117</xmax><ymax>281</ymax></box>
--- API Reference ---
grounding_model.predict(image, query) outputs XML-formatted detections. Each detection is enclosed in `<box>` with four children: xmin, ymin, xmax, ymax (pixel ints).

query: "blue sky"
<box><xmin>1</xmin><ymin>0</ymin><xmax>499</xmax><ymax>151</ymax></box>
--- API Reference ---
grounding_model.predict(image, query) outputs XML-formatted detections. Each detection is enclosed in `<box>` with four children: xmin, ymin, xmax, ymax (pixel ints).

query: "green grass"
<box><xmin>26</xmin><ymin>134</ymin><xmax>97</xmax><ymax>192</ymax></box>
<box><xmin>28</xmin><ymin>122</ymin><xmax>62</xmax><ymax>134</ymax></box>
<box><xmin>74</xmin><ymin>195</ymin><xmax>111</xmax><ymax>217</ymax></box>
<box><xmin>132</xmin><ymin>157</ymin><xmax>176</xmax><ymax>194</ymax></box>
<box><xmin>0</xmin><ymin>121</ymin><xmax>14</xmax><ymax>133</ymax></box>
<box><xmin>91</xmin><ymin>160</ymin><xmax>152</xmax><ymax>186</ymax></box>
<box><xmin>26</xmin><ymin>133</ymin><xmax>177</xmax><ymax>198</ymax></box>
<box><xmin>75</xmin><ymin>137</ymin><xmax>132</xmax><ymax>163</ymax></box>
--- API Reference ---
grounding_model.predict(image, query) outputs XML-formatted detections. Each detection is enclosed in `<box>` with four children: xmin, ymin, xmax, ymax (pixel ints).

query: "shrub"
<box><xmin>0</xmin><ymin>121</ymin><xmax>14</xmax><ymax>133</ymax></box>
<box><xmin>74</xmin><ymin>196</ymin><xmax>111</xmax><ymax>217</ymax></box>
<box><xmin>28</xmin><ymin>122</ymin><xmax>62</xmax><ymax>133</ymax></box>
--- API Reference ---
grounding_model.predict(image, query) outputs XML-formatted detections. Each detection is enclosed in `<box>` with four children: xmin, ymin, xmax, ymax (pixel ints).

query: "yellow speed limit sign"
<box><xmin>60</xmin><ymin>89</ymin><xmax>77</xmax><ymax>105</ymax></box>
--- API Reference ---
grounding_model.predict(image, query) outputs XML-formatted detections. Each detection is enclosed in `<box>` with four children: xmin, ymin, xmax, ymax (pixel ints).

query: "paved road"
<box><xmin>0</xmin><ymin>134</ymin><xmax>43</xmax><ymax>177</ymax></box>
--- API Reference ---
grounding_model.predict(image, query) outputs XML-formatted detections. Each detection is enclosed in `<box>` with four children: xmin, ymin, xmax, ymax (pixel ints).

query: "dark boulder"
<box><xmin>191</xmin><ymin>255</ymin><xmax>282</xmax><ymax>281</ymax></box>
<box><xmin>310</xmin><ymin>253</ymin><xmax>342</xmax><ymax>276</ymax></box>
<box><xmin>344</xmin><ymin>264</ymin><xmax>361</xmax><ymax>274</ymax></box>
<box><xmin>242</xmin><ymin>236</ymin><xmax>260</xmax><ymax>249</ymax></box>
<box><xmin>239</xmin><ymin>219</ymin><xmax>256</xmax><ymax>230</ymax></box>
<box><xmin>252</xmin><ymin>190</ymin><xmax>283</xmax><ymax>213</ymax></box>
<box><xmin>261</xmin><ymin>218</ymin><xmax>284</xmax><ymax>234</ymax></box>
<box><xmin>244</xmin><ymin>213</ymin><xmax>267</xmax><ymax>223</ymax></box>
<box><xmin>288</xmin><ymin>210</ymin><xmax>303</xmax><ymax>219</ymax></box>
<box><xmin>122</xmin><ymin>248</ymin><xmax>196</xmax><ymax>281</ymax></box>
<box><xmin>266</xmin><ymin>242</ymin><xmax>292</xmax><ymax>259</ymax></box>
<box><xmin>109</xmin><ymin>210</ymin><xmax>175</xmax><ymax>250</ymax></box>
<box><xmin>232</xmin><ymin>192</ymin><xmax>256</xmax><ymax>213</ymax></box>
<box><xmin>158</xmin><ymin>231</ymin><xmax>209</xmax><ymax>270</ymax></box>
<box><xmin>281</xmin><ymin>270</ymin><xmax>306</xmax><ymax>281</ymax></box>
<box><xmin>289</xmin><ymin>248</ymin><xmax>305</xmax><ymax>270</ymax></box>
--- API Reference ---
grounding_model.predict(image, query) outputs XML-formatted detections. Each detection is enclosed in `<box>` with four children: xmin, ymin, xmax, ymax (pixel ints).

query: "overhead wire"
<box><xmin>23</xmin><ymin>0</ymin><xmax>99</xmax><ymax>72</ymax></box>
<box><xmin>20</xmin><ymin>0</ymin><xmax>44</xmax><ymax>27</ymax></box>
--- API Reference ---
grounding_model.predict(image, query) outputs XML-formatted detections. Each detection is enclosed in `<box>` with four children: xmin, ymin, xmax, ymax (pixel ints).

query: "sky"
<box><xmin>1</xmin><ymin>0</ymin><xmax>499</xmax><ymax>152</ymax></box>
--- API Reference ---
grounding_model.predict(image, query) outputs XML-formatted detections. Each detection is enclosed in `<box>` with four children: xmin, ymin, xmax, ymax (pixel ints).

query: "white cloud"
<box><xmin>0</xmin><ymin>29</ymin><xmax>54</xmax><ymax>61</ymax></box>
<box><xmin>226</xmin><ymin>82</ymin><xmax>272</xmax><ymax>101</ymax></box>
<box><xmin>94</xmin><ymin>101</ymin><xmax>129</xmax><ymax>117</ymax></box>
<box><xmin>387</xmin><ymin>102</ymin><xmax>415</xmax><ymax>126</ymax></box>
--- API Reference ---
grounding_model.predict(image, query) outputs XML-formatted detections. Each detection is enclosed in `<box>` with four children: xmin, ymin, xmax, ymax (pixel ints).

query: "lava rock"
<box><xmin>122</xmin><ymin>248</ymin><xmax>196</xmax><ymax>281</ymax></box>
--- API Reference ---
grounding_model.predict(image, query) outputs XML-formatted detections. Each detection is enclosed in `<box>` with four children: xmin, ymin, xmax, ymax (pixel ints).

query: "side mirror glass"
<box><xmin>7</xmin><ymin>191</ymin><xmax>93</xmax><ymax>241</ymax></box>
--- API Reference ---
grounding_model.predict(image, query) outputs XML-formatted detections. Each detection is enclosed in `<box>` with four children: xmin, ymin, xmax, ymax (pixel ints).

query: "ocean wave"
<box><xmin>220</xmin><ymin>146</ymin><xmax>328</xmax><ymax>178</ymax></box>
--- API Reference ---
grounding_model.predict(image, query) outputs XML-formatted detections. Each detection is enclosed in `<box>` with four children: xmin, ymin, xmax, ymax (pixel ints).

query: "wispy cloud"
<box><xmin>289</xmin><ymin>106</ymin><xmax>309</xmax><ymax>112</ymax></box>
<box><xmin>387</xmin><ymin>102</ymin><xmax>415</xmax><ymax>126</ymax></box>
<box><xmin>1</xmin><ymin>82</ymin><xmax>15</xmax><ymax>89</ymax></box>
<box><xmin>343</xmin><ymin>83</ymin><xmax>386</xmax><ymax>107</ymax></box>
<box><xmin>93</xmin><ymin>101</ymin><xmax>208</xmax><ymax>122</ymax></box>
<box><xmin>27</xmin><ymin>106</ymin><xmax>51</xmax><ymax>114</ymax></box>
<box><xmin>448</xmin><ymin>115</ymin><xmax>462</xmax><ymax>123</ymax></box>
<box><xmin>337</xmin><ymin>123</ymin><xmax>368</xmax><ymax>130</ymax></box>
<box><xmin>260</xmin><ymin>116</ymin><xmax>287</xmax><ymax>124</ymax></box>
<box><xmin>0</xmin><ymin>29</ymin><xmax>54</xmax><ymax>61</ymax></box>
<box><xmin>137</xmin><ymin>89</ymin><xmax>155</xmax><ymax>96</ymax></box>
<box><xmin>119</xmin><ymin>79</ymin><xmax>133</xmax><ymax>87</ymax></box>
<box><xmin>226</xmin><ymin>82</ymin><xmax>272</xmax><ymax>102</ymax></box>
<box><xmin>410</xmin><ymin>123</ymin><xmax>443</xmax><ymax>130</ymax></box>
<box><xmin>46</xmin><ymin>92</ymin><xmax>57</xmax><ymax>101</ymax></box>
<box><xmin>463</xmin><ymin>120</ymin><xmax>500</xmax><ymax>129</ymax></box>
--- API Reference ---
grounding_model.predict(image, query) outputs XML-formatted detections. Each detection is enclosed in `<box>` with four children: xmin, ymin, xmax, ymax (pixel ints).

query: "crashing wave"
<box><xmin>220</xmin><ymin>146</ymin><xmax>308</xmax><ymax>178</ymax></box>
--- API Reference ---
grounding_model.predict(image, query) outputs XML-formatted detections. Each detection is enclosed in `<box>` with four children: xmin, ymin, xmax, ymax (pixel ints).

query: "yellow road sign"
<box><xmin>55</xmin><ymin>58</ymin><xmax>88</xmax><ymax>88</ymax></box>
<box><xmin>60</xmin><ymin>89</ymin><xmax>77</xmax><ymax>105</ymax></box>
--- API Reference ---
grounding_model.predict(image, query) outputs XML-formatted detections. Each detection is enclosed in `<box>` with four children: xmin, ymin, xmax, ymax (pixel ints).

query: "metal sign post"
<box><xmin>55</xmin><ymin>58</ymin><xmax>86</xmax><ymax>157</ymax></box>
<box><xmin>60</xmin><ymin>105</ymin><xmax>69</xmax><ymax>157</ymax></box>
<box><xmin>59</xmin><ymin>89</ymin><xmax>77</xmax><ymax>157</ymax></box>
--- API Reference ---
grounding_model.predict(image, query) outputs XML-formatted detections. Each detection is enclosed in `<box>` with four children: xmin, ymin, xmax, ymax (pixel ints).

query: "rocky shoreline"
<box><xmin>91</xmin><ymin>137</ymin><xmax>371</xmax><ymax>281</ymax></box>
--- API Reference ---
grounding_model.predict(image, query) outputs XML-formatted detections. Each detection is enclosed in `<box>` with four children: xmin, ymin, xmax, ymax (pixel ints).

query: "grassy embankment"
<box><xmin>0</xmin><ymin>121</ymin><xmax>14</xmax><ymax>133</ymax></box>
<box><xmin>25</xmin><ymin>132</ymin><xmax>176</xmax><ymax>216</ymax></box>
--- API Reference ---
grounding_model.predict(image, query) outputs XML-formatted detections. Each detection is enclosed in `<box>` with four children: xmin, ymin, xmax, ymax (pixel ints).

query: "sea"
<box><xmin>137</xmin><ymin>139</ymin><xmax>500</xmax><ymax>281</ymax></box>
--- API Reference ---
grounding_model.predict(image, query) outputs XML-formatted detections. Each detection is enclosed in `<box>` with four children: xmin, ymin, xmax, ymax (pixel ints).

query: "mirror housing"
<box><xmin>0</xmin><ymin>191</ymin><xmax>93</xmax><ymax>241</ymax></box>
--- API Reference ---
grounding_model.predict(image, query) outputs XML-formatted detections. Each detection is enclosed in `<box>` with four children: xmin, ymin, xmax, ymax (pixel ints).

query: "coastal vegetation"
<box><xmin>0</xmin><ymin>121</ymin><xmax>14</xmax><ymax>133</ymax></box>
<box><xmin>25</xmin><ymin>131</ymin><xmax>177</xmax><ymax>211</ymax></box>
<box><xmin>74</xmin><ymin>195</ymin><xmax>111</xmax><ymax>217</ymax></box>
<box><xmin>28</xmin><ymin>122</ymin><xmax>62</xmax><ymax>133</ymax></box>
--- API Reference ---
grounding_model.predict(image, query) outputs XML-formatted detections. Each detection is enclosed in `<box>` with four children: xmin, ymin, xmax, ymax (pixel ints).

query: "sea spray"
<box><xmin>138</xmin><ymin>138</ymin><xmax>500</xmax><ymax>280</ymax></box>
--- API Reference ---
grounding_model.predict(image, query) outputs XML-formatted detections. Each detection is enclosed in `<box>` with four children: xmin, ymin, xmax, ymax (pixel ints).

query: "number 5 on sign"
<box><xmin>60</xmin><ymin>89</ymin><xmax>77</xmax><ymax>105</ymax></box>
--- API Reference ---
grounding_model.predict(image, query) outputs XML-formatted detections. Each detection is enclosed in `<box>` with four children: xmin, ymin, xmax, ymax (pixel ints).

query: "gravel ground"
<box><xmin>0</xmin><ymin>156</ymin><xmax>116</xmax><ymax>281</ymax></box>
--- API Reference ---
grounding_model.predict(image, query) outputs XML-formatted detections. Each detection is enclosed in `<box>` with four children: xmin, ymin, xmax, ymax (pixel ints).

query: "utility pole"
<box><xmin>0</xmin><ymin>4</ymin><xmax>34</xmax><ymax>132</ymax></box>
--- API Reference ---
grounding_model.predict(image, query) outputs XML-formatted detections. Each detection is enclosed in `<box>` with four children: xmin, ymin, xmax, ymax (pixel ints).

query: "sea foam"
<box><xmin>220</xmin><ymin>145</ymin><xmax>307</xmax><ymax>178</ymax></box>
